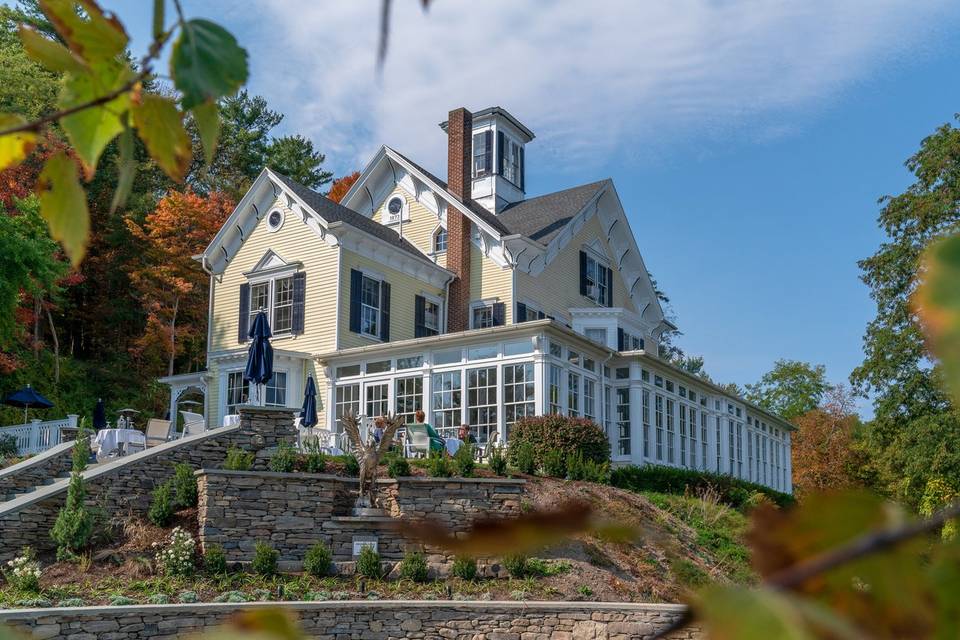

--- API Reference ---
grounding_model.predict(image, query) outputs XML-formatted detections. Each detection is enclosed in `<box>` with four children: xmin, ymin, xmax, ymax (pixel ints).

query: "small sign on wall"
<box><xmin>352</xmin><ymin>536</ymin><xmax>378</xmax><ymax>557</ymax></box>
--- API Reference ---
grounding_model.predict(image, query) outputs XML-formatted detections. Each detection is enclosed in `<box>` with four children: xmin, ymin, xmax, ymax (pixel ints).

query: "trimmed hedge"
<box><xmin>508</xmin><ymin>415</ymin><xmax>610</xmax><ymax>470</ymax></box>
<box><xmin>610</xmin><ymin>464</ymin><xmax>794</xmax><ymax>509</ymax></box>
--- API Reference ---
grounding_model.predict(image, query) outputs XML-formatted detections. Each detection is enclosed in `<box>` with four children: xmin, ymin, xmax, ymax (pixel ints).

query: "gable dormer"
<box><xmin>440</xmin><ymin>106</ymin><xmax>534</xmax><ymax>214</ymax></box>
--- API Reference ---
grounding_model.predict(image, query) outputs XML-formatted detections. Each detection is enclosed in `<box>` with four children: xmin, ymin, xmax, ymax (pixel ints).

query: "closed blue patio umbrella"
<box><xmin>92</xmin><ymin>398</ymin><xmax>107</xmax><ymax>430</ymax></box>
<box><xmin>244</xmin><ymin>310</ymin><xmax>274</xmax><ymax>405</ymax></box>
<box><xmin>300</xmin><ymin>376</ymin><xmax>318</xmax><ymax>428</ymax></box>
<box><xmin>3</xmin><ymin>384</ymin><xmax>54</xmax><ymax>424</ymax></box>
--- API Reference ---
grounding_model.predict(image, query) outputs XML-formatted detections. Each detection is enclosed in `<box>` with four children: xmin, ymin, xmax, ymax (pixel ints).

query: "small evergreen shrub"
<box><xmin>0</xmin><ymin>434</ymin><xmax>18</xmax><ymax>458</ymax></box>
<box><xmin>542</xmin><ymin>448</ymin><xmax>566</xmax><ymax>478</ymax></box>
<box><xmin>269</xmin><ymin>441</ymin><xmax>296</xmax><ymax>473</ymax></box>
<box><xmin>51</xmin><ymin>472</ymin><xmax>93</xmax><ymax>558</ymax></box>
<box><xmin>387</xmin><ymin>454</ymin><xmax>410</xmax><ymax>478</ymax></box>
<box><xmin>172</xmin><ymin>463</ymin><xmax>197</xmax><ymax>508</ymax></box>
<box><xmin>251</xmin><ymin>541</ymin><xmax>279</xmax><ymax>576</ymax></box>
<box><xmin>453</xmin><ymin>443</ymin><xmax>475</xmax><ymax>477</ymax></box>
<box><xmin>223</xmin><ymin>446</ymin><xmax>254</xmax><ymax>471</ymax></box>
<box><xmin>508</xmin><ymin>415</ymin><xmax>610</xmax><ymax>470</ymax></box>
<box><xmin>303</xmin><ymin>541</ymin><xmax>333</xmax><ymax>577</ymax></box>
<box><xmin>71</xmin><ymin>433</ymin><xmax>90</xmax><ymax>473</ymax></box>
<box><xmin>511</xmin><ymin>441</ymin><xmax>536</xmax><ymax>475</ymax></box>
<box><xmin>488</xmin><ymin>445</ymin><xmax>507</xmax><ymax>476</ymax></box>
<box><xmin>451</xmin><ymin>556</ymin><xmax>477</xmax><ymax>580</ymax></box>
<box><xmin>399</xmin><ymin>550</ymin><xmax>429</xmax><ymax>582</ymax></box>
<box><xmin>355</xmin><ymin>546</ymin><xmax>382</xmax><ymax>578</ymax></box>
<box><xmin>503</xmin><ymin>553</ymin><xmax>528</xmax><ymax>578</ymax></box>
<box><xmin>303</xmin><ymin>448</ymin><xmax>327</xmax><ymax>474</ymax></box>
<box><xmin>204</xmin><ymin>544</ymin><xmax>227</xmax><ymax>574</ymax></box>
<box><xmin>343</xmin><ymin>454</ymin><xmax>360</xmax><ymax>477</ymax></box>
<box><xmin>609</xmin><ymin>464</ymin><xmax>794</xmax><ymax>508</ymax></box>
<box><xmin>567</xmin><ymin>451</ymin><xmax>586</xmax><ymax>480</ymax></box>
<box><xmin>427</xmin><ymin>451</ymin><xmax>453</xmax><ymax>478</ymax></box>
<box><xmin>147</xmin><ymin>481</ymin><xmax>174</xmax><ymax>527</ymax></box>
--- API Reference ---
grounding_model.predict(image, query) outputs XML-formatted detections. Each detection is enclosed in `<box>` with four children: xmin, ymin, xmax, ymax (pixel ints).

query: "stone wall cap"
<box><xmin>195</xmin><ymin>469</ymin><xmax>525</xmax><ymax>485</ymax></box>
<box><xmin>0</xmin><ymin>438</ymin><xmax>74</xmax><ymax>479</ymax></box>
<box><xmin>236</xmin><ymin>405</ymin><xmax>297</xmax><ymax>414</ymax></box>
<box><xmin>392</xmin><ymin>476</ymin><xmax>526</xmax><ymax>485</ymax></box>
<box><xmin>0</xmin><ymin>600</ymin><xmax>689</xmax><ymax>619</ymax></box>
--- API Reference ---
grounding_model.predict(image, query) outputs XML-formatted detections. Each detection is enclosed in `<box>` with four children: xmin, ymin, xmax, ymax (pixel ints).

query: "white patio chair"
<box><xmin>405</xmin><ymin>424</ymin><xmax>431</xmax><ymax>458</ymax></box>
<box><xmin>181</xmin><ymin>420</ymin><xmax>205</xmax><ymax>438</ymax></box>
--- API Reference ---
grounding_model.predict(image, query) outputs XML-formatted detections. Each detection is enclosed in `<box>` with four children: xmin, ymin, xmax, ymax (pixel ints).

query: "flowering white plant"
<box><xmin>4</xmin><ymin>547</ymin><xmax>41</xmax><ymax>592</ymax></box>
<box><xmin>154</xmin><ymin>527</ymin><xmax>196</xmax><ymax>577</ymax></box>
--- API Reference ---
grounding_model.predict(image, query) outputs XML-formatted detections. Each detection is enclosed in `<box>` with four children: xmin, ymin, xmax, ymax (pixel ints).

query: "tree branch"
<box><xmin>650</xmin><ymin>499</ymin><xmax>960</xmax><ymax>639</ymax></box>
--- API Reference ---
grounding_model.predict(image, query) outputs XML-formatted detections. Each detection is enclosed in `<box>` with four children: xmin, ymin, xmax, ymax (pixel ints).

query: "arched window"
<box><xmin>433</xmin><ymin>227</ymin><xmax>447</xmax><ymax>253</ymax></box>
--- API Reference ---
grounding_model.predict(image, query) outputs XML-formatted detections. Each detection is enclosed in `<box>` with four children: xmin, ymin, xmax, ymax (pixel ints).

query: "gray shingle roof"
<box><xmin>497</xmin><ymin>180</ymin><xmax>607</xmax><ymax>245</ymax></box>
<box><xmin>269</xmin><ymin>170</ymin><xmax>434</xmax><ymax>263</ymax></box>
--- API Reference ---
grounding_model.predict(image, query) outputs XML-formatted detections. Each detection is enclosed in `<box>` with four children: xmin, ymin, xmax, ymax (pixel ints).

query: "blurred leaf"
<box><xmin>58</xmin><ymin>62</ymin><xmax>132</xmax><ymax>179</ymax></box>
<box><xmin>914</xmin><ymin>234</ymin><xmax>960</xmax><ymax>406</ymax></box>
<box><xmin>171</xmin><ymin>19</ymin><xmax>248</xmax><ymax>109</ymax></box>
<box><xmin>152</xmin><ymin>0</ymin><xmax>165</xmax><ymax>40</ymax></box>
<box><xmin>928</xmin><ymin>539</ymin><xmax>960</xmax><ymax>639</ymax></box>
<box><xmin>39</xmin><ymin>0</ymin><xmax>128</xmax><ymax>63</ymax></box>
<box><xmin>109</xmin><ymin>125</ymin><xmax>135</xmax><ymax>214</ymax></box>
<box><xmin>132</xmin><ymin>94</ymin><xmax>192</xmax><ymax>182</ymax></box>
<box><xmin>695</xmin><ymin>586</ymin><xmax>863</xmax><ymax>640</ymax></box>
<box><xmin>0</xmin><ymin>114</ymin><xmax>38</xmax><ymax>170</ymax></box>
<box><xmin>401</xmin><ymin>500</ymin><xmax>614</xmax><ymax>556</ymax></box>
<box><xmin>192</xmin><ymin>100</ymin><xmax>220</xmax><ymax>166</ymax></box>
<box><xmin>189</xmin><ymin>608</ymin><xmax>303</xmax><ymax>640</ymax></box>
<box><xmin>18</xmin><ymin>25</ymin><xmax>87</xmax><ymax>73</ymax></box>
<box><xmin>38</xmin><ymin>151</ymin><xmax>89</xmax><ymax>266</ymax></box>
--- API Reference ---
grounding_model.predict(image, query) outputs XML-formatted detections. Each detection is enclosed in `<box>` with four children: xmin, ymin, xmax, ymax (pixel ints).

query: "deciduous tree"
<box><xmin>745</xmin><ymin>359</ymin><xmax>830</xmax><ymax>421</ymax></box>
<box><xmin>326</xmin><ymin>171</ymin><xmax>360</xmax><ymax>203</ymax></box>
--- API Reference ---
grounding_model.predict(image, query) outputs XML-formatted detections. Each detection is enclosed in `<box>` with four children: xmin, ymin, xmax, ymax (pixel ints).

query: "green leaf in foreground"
<box><xmin>132</xmin><ymin>94</ymin><xmax>192</xmax><ymax>182</ymax></box>
<box><xmin>914</xmin><ymin>233</ymin><xmax>960</xmax><ymax>406</ymax></box>
<box><xmin>0</xmin><ymin>114</ymin><xmax>38</xmax><ymax>170</ymax></box>
<box><xmin>18</xmin><ymin>25</ymin><xmax>87</xmax><ymax>74</ymax></box>
<box><xmin>109</xmin><ymin>125</ymin><xmax>136</xmax><ymax>214</ymax></box>
<box><xmin>192</xmin><ymin>101</ymin><xmax>220</xmax><ymax>166</ymax></box>
<box><xmin>695</xmin><ymin>586</ymin><xmax>862</xmax><ymax>640</ymax></box>
<box><xmin>171</xmin><ymin>18</ymin><xmax>249</xmax><ymax>110</ymax></box>
<box><xmin>38</xmin><ymin>151</ymin><xmax>89</xmax><ymax>266</ymax></box>
<box><xmin>39</xmin><ymin>0</ymin><xmax>128</xmax><ymax>64</ymax></box>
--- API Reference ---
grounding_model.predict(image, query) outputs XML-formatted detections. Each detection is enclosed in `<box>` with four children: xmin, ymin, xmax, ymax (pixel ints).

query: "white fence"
<box><xmin>0</xmin><ymin>415</ymin><xmax>79</xmax><ymax>456</ymax></box>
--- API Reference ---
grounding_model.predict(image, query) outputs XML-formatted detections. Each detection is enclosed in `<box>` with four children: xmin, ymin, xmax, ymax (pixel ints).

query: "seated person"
<box><xmin>414</xmin><ymin>409</ymin><xmax>445</xmax><ymax>453</ymax></box>
<box><xmin>458</xmin><ymin>424</ymin><xmax>477</xmax><ymax>444</ymax></box>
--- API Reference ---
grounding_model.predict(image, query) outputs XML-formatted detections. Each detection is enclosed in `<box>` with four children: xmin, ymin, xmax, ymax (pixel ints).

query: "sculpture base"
<box><xmin>352</xmin><ymin>507</ymin><xmax>387</xmax><ymax>517</ymax></box>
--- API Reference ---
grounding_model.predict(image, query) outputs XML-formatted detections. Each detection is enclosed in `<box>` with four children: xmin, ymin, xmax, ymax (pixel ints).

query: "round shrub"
<box><xmin>303</xmin><ymin>541</ymin><xmax>333</xmax><ymax>577</ymax></box>
<box><xmin>542</xmin><ymin>448</ymin><xmax>566</xmax><ymax>478</ymax></box>
<box><xmin>172</xmin><ymin>463</ymin><xmax>197</xmax><ymax>508</ymax></box>
<box><xmin>453</xmin><ymin>443</ymin><xmax>475</xmax><ymax>477</ymax></box>
<box><xmin>399</xmin><ymin>550</ymin><xmax>429</xmax><ymax>583</ymax></box>
<box><xmin>387</xmin><ymin>455</ymin><xmax>410</xmax><ymax>478</ymax></box>
<box><xmin>510</xmin><ymin>441</ymin><xmax>536</xmax><ymax>475</ymax></box>
<box><xmin>427</xmin><ymin>452</ymin><xmax>453</xmax><ymax>478</ymax></box>
<box><xmin>204</xmin><ymin>543</ymin><xmax>227</xmax><ymax>574</ymax></box>
<box><xmin>355</xmin><ymin>546</ymin><xmax>382</xmax><ymax>579</ymax></box>
<box><xmin>508</xmin><ymin>415</ymin><xmax>610</xmax><ymax>470</ymax></box>
<box><xmin>488</xmin><ymin>445</ymin><xmax>507</xmax><ymax>476</ymax></box>
<box><xmin>451</xmin><ymin>556</ymin><xmax>477</xmax><ymax>580</ymax></box>
<box><xmin>251</xmin><ymin>541</ymin><xmax>278</xmax><ymax>576</ymax></box>
<box><xmin>147</xmin><ymin>481</ymin><xmax>174</xmax><ymax>527</ymax></box>
<box><xmin>304</xmin><ymin>450</ymin><xmax>326</xmax><ymax>474</ymax></box>
<box><xmin>269</xmin><ymin>441</ymin><xmax>297</xmax><ymax>473</ymax></box>
<box><xmin>503</xmin><ymin>553</ymin><xmax>528</xmax><ymax>578</ymax></box>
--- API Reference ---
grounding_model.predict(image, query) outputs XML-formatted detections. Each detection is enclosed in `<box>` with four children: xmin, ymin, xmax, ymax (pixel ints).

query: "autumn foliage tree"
<box><xmin>326</xmin><ymin>171</ymin><xmax>360</xmax><ymax>203</ymax></box>
<box><xmin>790</xmin><ymin>387</ymin><xmax>868</xmax><ymax>498</ymax></box>
<box><xmin>126</xmin><ymin>191</ymin><xmax>234</xmax><ymax>377</ymax></box>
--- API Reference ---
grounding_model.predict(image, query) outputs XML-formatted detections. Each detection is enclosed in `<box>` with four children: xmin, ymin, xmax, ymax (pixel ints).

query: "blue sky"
<box><xmin>101</xmin><ymin>1</ymin><xmax>960</xmax><ymax>414</ymax></box>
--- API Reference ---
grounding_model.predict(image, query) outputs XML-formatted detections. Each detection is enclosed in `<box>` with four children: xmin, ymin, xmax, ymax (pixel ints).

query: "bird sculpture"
<box><xmin>340</xmin><ymin>412</ymin><xmax>403</xmax><ymax>512</ymax></box>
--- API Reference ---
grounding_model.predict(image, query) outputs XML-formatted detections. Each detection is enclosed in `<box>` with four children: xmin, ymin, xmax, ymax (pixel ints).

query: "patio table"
<box><xmin>94</xmin><ymin>428</ymin><xmax>146</xmax><ymax>457</ymax></box>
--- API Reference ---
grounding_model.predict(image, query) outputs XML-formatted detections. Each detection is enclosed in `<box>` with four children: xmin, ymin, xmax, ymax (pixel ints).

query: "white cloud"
<box><xmin>211</xmin><ymin>0</ymin><xmax>956</xmax><ymax>176</ymax></box>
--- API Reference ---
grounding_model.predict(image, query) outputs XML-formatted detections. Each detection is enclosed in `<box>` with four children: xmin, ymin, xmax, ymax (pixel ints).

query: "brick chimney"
<box><xmin>446</xmin><ymin>107</ymin><xmax>472</xmax><ymax>333</ymax></box>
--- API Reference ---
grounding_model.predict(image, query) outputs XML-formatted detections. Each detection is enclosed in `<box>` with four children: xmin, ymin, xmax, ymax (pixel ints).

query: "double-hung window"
<box><xmin>467</xmin><ymin>367</ymin><xmax>498</xmax><ymax>443</ymax></box>
<box><xmin>473</xmin><ymin>131</ymin><xmax>492</xmax><ymax>177</ymax></box>
<box><xmin>655</xmin><ymin>394</ymin><xmax>664</xmax><ymax>461</ymax></box>
<box><xmin>471</xmin><ymin>303</ymin><xmax>497</xmax><ymax>329</ymax></box>
<box><xmin>583</xmin><ymin>378</ymin><xmax>596</xmax><ymax>421</ymax></box>
<box><xmin>616</xmin><ymin>388</ymin><xmax>630</xmax><ymax>456</ymax></box>
<box><xmin>335</xmin><ymin>384</ymin><xmax>361</xmax><ymax>428</ymax></box>
<box><xmin>432</xmin><ymin>371</ymin><xmax>462</xmax><ymax>431</ymax></box>
<box><xmin>365</xmin><ymin>382</ymin><xmax>389</xmax><ymax>419</ymax></box>
<box><xmin>548</xmin><ymin>365</ymin><xmax>562</xmax><ymax>413</ymax></box>
<box><xmin>503</xmin><ymin>363</ymin><xmax>535</xmax><ymax>436</ymax></box>
<box><xmin>248</xmin><ymin>276</ymin><xmax>295</xmax><ymax>335</ymax></box>
<box><xmin>226</xmin><ymin>371</ymin><xmax>246</xmax><ymax>416</ymax></box>
<box><xmin>395</xmin><ymin>376</ymin><xmax>422</xmax><ymax>424</ymax></box>
<box><xmin>567</xmin><ymin>372</ymin><xmax>580</xmax><ymax>417</ymax></box>
<box><xmin>360</xmin><ymin>275</ymin><xmax>382</xmax><ymax>338</ymax></box>
<box><xmin>666</xmin><ymin>399</ymin><xmax>675</xmax><ymax>464</ymax></box>
<box><xmin>433</xmin><ymin>227</ymin><xmax>447</xmax><ymax>253</ymax></box>
<box><xmin>582</xmin><ymin>252</ymin><xmax>611</xmax><ymax>306</ymax></box>
<box><xmin>642</xmin><ymin>390</ymin><xmax>651</xmax><ymax>459</ymax></box>
<box><xmin>679</xmin><ymin>404</ymin><xmax>687</xmax><ymax>467</ymax></box>
<box><xmin>264</xmin><ymin>372</ymin><xmax>287</xmax><ymax>407</ymax></box>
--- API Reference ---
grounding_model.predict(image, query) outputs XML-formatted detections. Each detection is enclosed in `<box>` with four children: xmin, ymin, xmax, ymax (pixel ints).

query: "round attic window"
<box><xmin>267</xmin><ymin>209</ymin><xmax>284</xmax><ymax>232</ymax></box>
<box><xmin>387</xmin><ymin>196</ymin><xmax>405</xmax><ymax>221</ymax></box>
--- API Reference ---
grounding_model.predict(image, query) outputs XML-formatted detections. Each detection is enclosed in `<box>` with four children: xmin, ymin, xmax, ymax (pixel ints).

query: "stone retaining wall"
<box><xmin>0</xmin><ymin>406</ymin><xmax>296</xmax><ymax>561</ymax></box>
<box><xmin>0</xmin><ymin>438</ymin><xmax>77</xmax><ymax>499</ymax></box>
<box><xmin>0</xmin><ymin>600</ymin><xmax>704</xmax><ymax>639</ymax></box>
<box><xmin>197</xmin><ymin>470</ymin><xmax>526</xmax><ymax>565</ymax></box>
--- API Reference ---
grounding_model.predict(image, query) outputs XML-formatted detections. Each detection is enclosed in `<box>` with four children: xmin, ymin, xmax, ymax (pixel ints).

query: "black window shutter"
<box><xmin>238</xmin><ymin>283</ymin><xmax>250</xmax><ymax>343</ymax></box>
<box><xmin>291</xmin><ymin>272</ymin><xmax>306</xmax><ymax>334</ymax></box>
<box><xmin>519</xmin><ymin>146</ymin><xmax>525</xmax><ymax>190</ymax></box>
<box><xmin>638</xmin><ymin>338</ymin><xmax>645</xmax><ymax>351</ymax></box>
<box><xmin>515</xmin><ymin>302</ymin><xmax>527</xmax><ymax>323</ymax></box>
<box><xmin>414</xmin><ymin>294</ymin><xmax>426</xmax><ymax>338</ymax></box>
<box><xmin>380</xmin><ymin>281</ymin><xmax>391</xmax><ymax>341</ymax></box>
<box><xmin>617</xmin><ymin>328</ymin><xmax>625</xmax><ymax>351</ymax></box>
<box><xmin>537</xmin><ymin>309</ymin><xmax>546</xmax><ymax>320</ymax></box>
<box><xmin>606</xmin><ymin>266</ymin><xmax>614</xmax><ymax>307</ymax></box>
<box><xmin>496</xmin><ymin>131</ymin><xmax>505</xmax><ymax>175</ymax></box>
<box><xmin>579</xmin><ymin>251</ymin><xmax>588</xmax><ymax>296</ymax></box>
<box><xmin>492</xmin><ymin>302</ymin><xmax>505</xmax><ymax>326</ymax></box>
<box><xmin>349</xmin><ymin>269</ymin><xmax>362</xmax><ymax>334</ymax></box>
<box><xmin>484</xmin><ymin>130</ymin><xmax>493</xmax><ymax>175</ymax></box>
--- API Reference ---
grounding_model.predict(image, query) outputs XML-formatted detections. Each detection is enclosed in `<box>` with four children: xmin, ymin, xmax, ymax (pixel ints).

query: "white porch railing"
<box><xmin>0</xmin><ymin>415</ymin><xmax>79</xmax><ymax>456</ymax></box>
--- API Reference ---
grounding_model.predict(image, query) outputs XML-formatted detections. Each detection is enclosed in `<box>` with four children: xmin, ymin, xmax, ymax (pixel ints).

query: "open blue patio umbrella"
<box><xmin>3</xmin><ymin>384</ymin><xmax>53</xmax><ymax>424</ymax></box>
<box><xmin>300</xmin><ymin>376</ymin><xmax>318</xmax><ymax>428</ymax></box>
<box><xmin>243</xmin><ymin>310</ymin><xmax>274</xmax><ymax>405</ymax></box>
<box><xmin>92</xmin><ymin>398</ymin><xmax>107</xmax><ymax>430</ymax></box>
